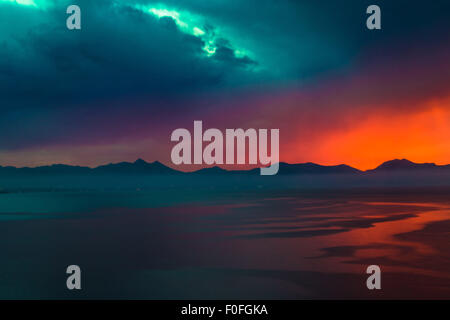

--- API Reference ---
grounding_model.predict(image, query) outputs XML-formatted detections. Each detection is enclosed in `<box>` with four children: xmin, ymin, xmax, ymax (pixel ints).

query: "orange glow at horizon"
<box><xmin>288</xmin><ymin>97</ymin><xmax>450</xmax><ymax>171</ymax></box>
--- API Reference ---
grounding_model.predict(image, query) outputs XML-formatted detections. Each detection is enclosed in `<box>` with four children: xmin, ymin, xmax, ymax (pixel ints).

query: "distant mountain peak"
<box><xmin>134</xmin><ymin>158</ymin><xmax>148</xmax><ymax>165</ymax></box>
<box><xmin>372</xmin><ymin>159</ymin><xmax>438</xmax><ymax>171</ymax></box>
<box><xmin>276</xmin><ymin>162</ymin><xmax>361</xmax><ymax>174</ymax></box>
<box><xmin>385</xmin><ymin>159</ymin><xmax>416</xmax><ymax>165</ymax></box>
<box><xmin>91</xmin><ymin>159</ymin><xmax>178</xmax><ymax>174</ymax></box>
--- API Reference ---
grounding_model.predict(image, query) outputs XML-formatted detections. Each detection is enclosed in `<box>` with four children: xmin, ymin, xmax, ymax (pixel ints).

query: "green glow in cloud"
<box><xmin>0</xmin><ymin>0</ymin><xmax>53</xmax><ymax>9</ymax></box>
<box><xmin>133</xmin><ymin>3</ymin><xmax>251</xmax><ymax>59</ymax></box>
<box><xmin>1</xmin><ymin>0</ymin><xmax>37</xmax><ymax>6</ymax></box>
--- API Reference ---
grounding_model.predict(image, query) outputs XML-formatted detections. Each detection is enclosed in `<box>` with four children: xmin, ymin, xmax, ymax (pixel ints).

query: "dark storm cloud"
<box><xmin>0</xmin><ymin>0</ymin><xmax>449</xmax><ymax>152</ymax></box>
<box><xmin>1</xmin><ymin>0</ymin><xmax>449</xmax><ymax>109</ymax></box>
<box><xmin>0</xmin><ymin>0</ymin><xmax>265</xmax><ymax>149</ymax></box>
<box><xmin>0</xmin><ymin>0</ymin><xmax>257</xmax><ymax>109</ymax></box>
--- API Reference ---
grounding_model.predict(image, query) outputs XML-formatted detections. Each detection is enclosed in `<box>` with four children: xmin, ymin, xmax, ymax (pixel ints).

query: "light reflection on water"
<box><xmin>0</xmin><ymin>190</ymin><xmax>449</xmax><ymax>298</ymax></box>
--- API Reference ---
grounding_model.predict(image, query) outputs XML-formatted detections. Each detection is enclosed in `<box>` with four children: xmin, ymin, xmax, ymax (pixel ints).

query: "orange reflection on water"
<box><xmin>328</xmin><ymin>202</ymin><xmax>450</xmax><ymax>277</ymax></box>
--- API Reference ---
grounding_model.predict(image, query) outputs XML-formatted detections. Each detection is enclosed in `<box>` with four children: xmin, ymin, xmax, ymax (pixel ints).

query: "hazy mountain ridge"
<box><xmin>366</xmin><ymin>159</ymin><xmax>450</xmax><ymax>172</ymax></box>
<box><xmin>1</xmin><ymin>158</ymin><xmax>450</xmax><ymax>176</ymax></box>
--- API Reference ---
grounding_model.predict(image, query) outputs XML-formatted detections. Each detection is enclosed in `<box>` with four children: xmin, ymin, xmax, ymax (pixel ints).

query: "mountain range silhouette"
<box><xmin>1</xmin><ymin>158</ymin><xmax>450</xmax><ymax>175</ymax></box>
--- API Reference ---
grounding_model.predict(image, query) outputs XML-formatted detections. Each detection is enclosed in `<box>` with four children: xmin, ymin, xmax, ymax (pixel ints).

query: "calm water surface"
<box><xmin>0</xmin><ymin>187</ymin><xmax>449</xmax><ymax>299</ymax></box>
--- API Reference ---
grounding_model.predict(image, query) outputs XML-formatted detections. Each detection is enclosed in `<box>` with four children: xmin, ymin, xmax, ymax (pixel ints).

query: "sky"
<box><xmin>0</xmin><ymin>0</ymin><xmax>449</xmax><ymax>170</ymax></box>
